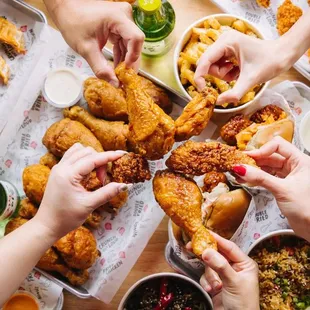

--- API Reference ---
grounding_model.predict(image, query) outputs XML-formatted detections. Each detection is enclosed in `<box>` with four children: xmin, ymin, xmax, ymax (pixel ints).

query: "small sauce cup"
<box><xmin>3</xmin><ymin>290</ymin><xmax>40</xmax><ymax>310</ymax></box>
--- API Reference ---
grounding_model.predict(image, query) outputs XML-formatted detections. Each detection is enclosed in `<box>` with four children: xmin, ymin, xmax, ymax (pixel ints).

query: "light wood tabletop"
<box><xmin>23</xmin><ymin>0</ymin><xmax>310</xmax><ymax>309</ymax></box>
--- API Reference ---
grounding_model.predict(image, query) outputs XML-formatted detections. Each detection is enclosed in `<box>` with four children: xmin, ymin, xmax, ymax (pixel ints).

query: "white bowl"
<box><xmin>299</xmin><ymin>110</ymin><xmax>310</xmax><ymax>152</ymax></box>
<box><xmin>118</xmin><ymin>272</ymin><xmax>213</xmax><ymax>310</ymax></box>
<box><xmin>174</xmin><ymin>14</ymin><xmax>270</xmax><ymax>114</ymax></box>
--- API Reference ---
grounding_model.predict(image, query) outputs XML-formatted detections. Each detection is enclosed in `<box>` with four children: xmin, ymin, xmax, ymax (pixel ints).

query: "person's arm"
<box><xmin>194</xmin><ymin>9</ymin><xmax>310</xmax><ymax>106</ymax></box>
<box><xmin>43</xmin><ymin>0</ymin><xmax>144</xmax><ymax>87</ymax></box>
<box><xmin>0</xmin><ymin>144</ymin><xmax>128</xmax><ymax>305</ymax></box>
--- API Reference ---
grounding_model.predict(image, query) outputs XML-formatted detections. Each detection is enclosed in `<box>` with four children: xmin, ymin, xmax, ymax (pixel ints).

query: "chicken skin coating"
<box><xmin>166</xmin><ymin>141</ymin><xmax>257</xmax><ymax>176</ymax></box>
<box><xmin>115</xmin><ymin>63</ymin><xmax>175</xmax><ymax>160</ymax></box>
<box><xmin>103</xmin><ymin>190</ymin><xmax>128</xmax><ymax>213</ymax></box>
<box><xmin>64</xmin><ymin>106</ymin><xmax>128</xmax><ymax>151</ymax></box>
<box><xmin>84</xmin><ymin>77</ymin><xmax>128</xmax><ymax>121</ymax></box>
<box><xmin>220</xmin><ymin>114</ymin><xmax>253</xmax><ymax>146</ymax></box>
<box><xmin>111</xmin><ymin>153</ymin><xmax>151</xmax><ymax>184</ymax></box>
<box><xmin>84</xmin><ymin>210</ymin><xmax>102</xmax><ymax>229</ymax></box>
<box><xmin>39</xmin><ymin>152</ymin><xmax>59</xmax><ymax>169</ymax></box>
<box><xmin>18</xmin><ymin>198</ymin><xmax>38</xmax><ymax>219</ymax></box>
<box><xmin>256</xmin><ymin>0</ymin><xmax>270</xmax><ymax>7</ymax></box>
<box><xmin>203</xmin><ymin>171</ymin><xmax>228</xmax><ymax>193</ymax></box>
<box><xmin>5</xmin><ymin>217</ymin><xmax>28</xmax><ymax>235</ymax></box>
<box><xmin>175</xmin><ymin>88</ymin><xmax>218</xmax><ymax>142</ymax></box>
<box><xmin>277</xmin><ymin>0</ymin><xmax>302</xmax><ymax>35</ymax></box>
<box><xmin>23</xmin><ymin>164</ymin><xmax>50</xmax><ymax>205</ymax></box>
<box><xmin>54</xmin><ymin>226</ymin><xmax>100</xmax><ymax>270</ymax></box>
<box><xmin>0</xmin><ymin>55</ymin><xmax>10</xmax><ymax>85</ymax></box>
<box><xmin>42</xmin><ymin>118</ymin><xmax>103</xmax><ymax>157</ymax></box>
<box><xmin>153</xmin><ymin>170</ymin><xmax>217</xmax><ymax>257</ymax></box>
<box><xmin>250</xmin><ymin>104</ymin><xmax>287</xmax><ymax>123</ymax></box>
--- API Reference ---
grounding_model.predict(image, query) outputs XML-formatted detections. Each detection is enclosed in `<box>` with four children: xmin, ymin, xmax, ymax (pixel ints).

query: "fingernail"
<box><xmin>204</xmin><ymin>284</ymin><xmax>212</xmax><ymax>292</ymax></box>
<box><xmin>211</xmin><ymin>280</ymin><xmax>222</xmax><ymax>291</ymax></box>
<box><xmin>232</xmin><ymin>165</ymin><xmax>247</xmax><ymax>177</ymax></box>
<box><xmin>120</xmin><ymin>183</ymin><xmax>133</xmax><ymax>192</ymax></box>
<box><xmin>109</xmin><ymin>79</ymin><xmax>119</xmax><ymax>88</ymax></box>
<box><xmin>115</xmin><ymin>150</ymin><xmax>128</xmax><ymax>155</ymax></box>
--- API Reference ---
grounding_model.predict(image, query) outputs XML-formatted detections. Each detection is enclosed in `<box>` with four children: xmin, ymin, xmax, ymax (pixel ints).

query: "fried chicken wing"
<box><xmin>250</xmin><ymin>104</ymin><xmax>287</xmax><ymax>123</ymax></box>
<box><xmin>84</xmin><ymin>77</ymin><xmax>128</xmax><ymax>121</ymax></box>
<box><xmin>277</xmin><ymin>0</ymin><xmax>302</xmax><ymax>35</ymax></box>
<box><xmin>203</xmin><ymin>171</ymin><xmax>228</xmax><ymax>193</ymax></box>
<box><xmin>220</xmin><ymin>114</ymin><xmax>253</xmax><ymax>146</ymax></box>
<box><xmin>0</xmin><ymin>56</ymin><xmax>10</xmax><ymax>85</ymax></box>
<box><xmin>42</xmin><ymin>118</ymin><xmax>103</xmax><ymax>157</ymax></box>
<box><xmin>175</xmin><ymin>88</ymin><xmax>218</xmax><ymax>141</ymax></box>
<box><xmin>84</xmin><ymin>210</ymin><xmax>102</xmax><ymax>229</ymax></box>
<box><xmin>103</xmin><ymin>190</ymin><xmax>128</xmax><ymax>213</ymax></box>
<box><xmin>39</xmin><ymin>152</ymin><xmax>59</xmax><ymax>169</ymax></box>
<box><xmin>63</xmin><ymin>106</ymin><xmax>128</xmax><ymax>151</ymax></box>
<box><xmin>256</xmin><ymin>0</ymin><xmax>270</xmax><ymax>8</ymax></box>
<box><xmin>111</xmin><ymin>153</ymin><xmax>151</xmax><ymax>184</ymax></box>
<box><xmin>115</xmin><ymin>63</ymin><xmax>175</xmax><ymax>160</ymax></box>
<box><xmin>0</xmin><ymin>17</ymin><xmax>26</xmax><ymax>54</ymax></box>
<box><xmin>5</xmin><ymin>217</ymin><xmax>28</xmax><ymax>234</ymax></box>
<box><xmin>18</xmin><ymin>198</ymin><xmax>38</xmax><ymax>219</ymax></box>
<box><xmin>166</xmin><ymin>141</ymin><xmax>257</xmax><ymax>176</ymax></box>
<box><xmin>54</xmin><ymin>226</ymin><xmax>100</xmax><ymax>270</ymax></box>
<box><xmin>80</xmin><ymin>170</ymin><xmax>102</xmax><ymax>191</ymax></box>
<box><xmin>153</xmin><ymin>170</ymin><xmax>217</xmax><ymax>257</ymax></box>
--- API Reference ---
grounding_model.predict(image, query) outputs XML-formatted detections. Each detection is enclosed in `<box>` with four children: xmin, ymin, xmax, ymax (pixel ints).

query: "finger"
<box><xmin>125</xmin><ymin>35</ymin><xmax>144</xmax><ymax>67</ymax></box>
<box><xmin>61</xmin><ymin>143</ymin><xmax>83</xmax><ymax>162</ymax></box>
<box><xmin>185</xmin><ymin>241</ymin><xmax>193</xmax><ymax>251</ymax></box>
<box><xmin>66</xmin><ymin>146</ymin><xmax>96</xmax><ymax>165</ymax></box>
<box><xmin>119</xmin><ymin>40</ymin><xmax>127</xmax><ymax>64</ymax></box>
<box><xmin>222</xmin><ymin>66</ymin><xmax>240</xmax><ymax>82</ymax></box>
<box><xmin>202</xmin><ymin>249</ymin><xmax>236</xmax><ymax>285</ymax></box>
<box><xmin>203</xmin><ymin>266</ymin><xmax>222</xmax><ymax>293</ymax></box>
<box><xmin>208</xmin><ymin>60</ymin><xmax>234</xmax><ymax>80</ymax></box>
<box><xmin>96</xmin><ymin>166</ymin><xmax>109</xmax><ymax>185</ymax></box>
<box><xmin>113</xmin><ymin>42</ymin><xmax>122</xmax><ymax>68</ymax></box>
<box><xmin>252</xmin><ymin>153</ymin><xmax>285</xmax><ymax>169</ymax></box>
<box><xmin>200</xmin><ymin>273</ymin><xmax>212</xmax><ymax>292</ymax></box>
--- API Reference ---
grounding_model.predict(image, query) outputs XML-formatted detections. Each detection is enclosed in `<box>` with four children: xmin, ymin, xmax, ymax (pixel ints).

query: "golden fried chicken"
<box><xmin>39</xmin><ymin>152</ymin><xmax>59</xmax><ymax>169</ymax></box>
<box><xmin>23</xmin><ymin>164</ymin><xmax>50</xmax><ymax>205</ymax></box>
<box><xmin>111</xmin><ymin>153</ymin><xmax>151</xmax><ymax>184</ymax></box>
<box><xmin>153</xmin><ymin>170</ymin><xmax>217</xmax><ymax>257</ymax></box>
<box><xmin>277</xmin><ymin>0</ymin><xmax>302</xmax><ymax>35</ymax></box>
<box><xmin>18</xmin><ymin>198</ymin><xmax>38</xmax><ymax>219</ymax></box>
<box><xmin>80</xmin><ymin>170</ymin><xmax>102</xmax><ymax>191</ymax></box>
<box><xmin>203</xmin><ymin>171</ymin><xmax>228</xmax><ymax>193</ymax></box>
<box><xmin>103</xmin><ymin>190</ymin><xmax>128</xmax><ymax>213</ymax></box>
<box><xmin>220</xmin><ymin>114</ymin><xmax>253</xmax><ymax>146</ymax></box>
<box><xmin>42</xmin><ymin>118</ymin><xmax>103</xmax><ymax>157</ymax></box>
<box><xmin>166</xmin><ymin>141</ymin><xmax>257</xmax><ymax>176</ymax></box>
<box><xmin>63</xmin><ymin>106</ymin><xmax>128</xmax><ymax>151</ymax></box>
<box><xmin>256</xmin><ymin>0</ymin><xmax>270</xmax><ymax>8</ymax></box>
<box><xmin>0</xmin><ymin>17</ymin><xmax>26</xmax><ymax>54</ymax></box>
<box><xmin>84</xmin><ymin>77</ymin><xmax>128</xmax><ymax>121</ymax></box>
<box><xmin>54</xmin><ymin>226</ymin><xmax>100</xmax><ymax>270</ymax></box>
<box><xmin>250</xmin><ymin>104</ymin><xmax>287</xmax><ymax>123</ymax></box>
<box><xmin>84</xmin><ymin>210</ymin><xmax>102</xmax><ymax>229</ymax></box>
<box><xmin>115</xmin><ymin>62</ymin><xmax>176</xmax><ymax>160</ymax></box>
<box><xmin>5</xmin><ymin>217</ymin><xmax>28</xmax><ymax>234</ymax></box>
<box><xmin>175</xmin><ymin>88</ymin><xmax>218</xmax><ymax>141</ymax></box>
<box><xmin>0</xmin><ymin>55</ymin><xmax>10</xmax><ymax>85</ymax></box>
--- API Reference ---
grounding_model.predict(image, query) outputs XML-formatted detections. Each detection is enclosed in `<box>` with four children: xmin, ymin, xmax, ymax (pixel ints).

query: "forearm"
<box><xmin>0</xmin><ymin>218</ymin><xmax>57</xmax><ymax>305</ymax></box>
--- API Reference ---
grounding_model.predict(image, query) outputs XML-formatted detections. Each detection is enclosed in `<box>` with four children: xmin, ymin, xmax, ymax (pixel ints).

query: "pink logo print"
<box><xmin>244</xmin><ymin>221</ymin><xmax>249</xmax><ymax>228</ymax></box>
<box><xmin>34</xmin><ymin>271</ymin><xmax>41</xmax><ymax>279</ymax></box>
<box><xmin>119</xmin><ymin>251</ymin><xmax>126</xmax><ymax>259</ymax></box>
<box><xmin>294</xmin><ymin>107</ymin><xmax>302</xmax><ymax>115</ymax></box>
<box><xmin>254</xmin><ymin>233</ymin><xmax>261</xmax><ymax>240</ymax></box>
<box><xmin>23</xmin><ymin>110</ymin><xmax>29</xmax><ymax>117</ymax></box>
<box><xmin>100</xmin><ymin>258</ymin><xmax>106</xmax><ymax>266</ymax></box>
<box><xmin>30</xmin><ymin>141</ymin><xmax>37</xmax><ymax>149</ymax></box>
<box><xmin>5</xmin><ymin>159</ymin><xmax>12</xmax><ymax>168</ymax></box>
<box><xmin>156</xmin><ymin>162</ymin><xmax>163</xmax><ymax>169</ymax></box>
<box><xmin>76</xmin><ymin>60</ymin><xmax>82</xmax><ymax>68</ymax></box>
<box><xmin>118</xmin><ymin>227</ymin><xmax>125</xmax><ymax>235</ymax></box>
<box><xmin>105</xmin><ymin>222</ymin><xmax>112</xmax><ymax>230</ymax></box>
<box><xmin>20</xmin><ymin>25</ymin><xmax>27</xmax><ymax>32</ymax></box>
<box><xmin>144</xmin><ymin>204</ymin><xmax>148</xmax><ymax>212</ymax></box>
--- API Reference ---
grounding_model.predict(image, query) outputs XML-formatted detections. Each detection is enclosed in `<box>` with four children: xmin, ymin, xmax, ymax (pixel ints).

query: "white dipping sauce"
<box><xmin>44</xmin><ymin>68</ymin><xmax>82</xmax><ymax>107</ymax></box>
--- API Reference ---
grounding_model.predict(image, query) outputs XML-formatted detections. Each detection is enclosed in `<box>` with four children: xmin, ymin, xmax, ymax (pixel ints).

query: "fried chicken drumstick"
<box><xmin>166</xmin><ymin>141</ymin><xmax>257</xmax><ymax>176</ymax></box>
<box><xmin>153</xmin><ymin>170</ymin><xmax>217</xmax><ymax>257</ymax></box>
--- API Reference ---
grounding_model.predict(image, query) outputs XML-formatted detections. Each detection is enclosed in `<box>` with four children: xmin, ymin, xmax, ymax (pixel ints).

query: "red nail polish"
<box><xmin>232</xmin><ymin>165</ymin><xmax>246</xmax><ymax>176</ymax></box>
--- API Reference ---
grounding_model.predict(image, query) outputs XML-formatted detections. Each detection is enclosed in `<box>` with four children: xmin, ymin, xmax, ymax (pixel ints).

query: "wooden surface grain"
<box><xmin>23</xmin><ymin>0</ymin><xmax>310</xmax><ymax>309</ymax></box>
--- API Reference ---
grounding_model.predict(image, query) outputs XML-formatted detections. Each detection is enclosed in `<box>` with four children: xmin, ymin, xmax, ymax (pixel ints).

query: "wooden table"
<box><xmin>24</xmin><ymin>0</ymin><xmax>310</xmax><ymax>309</ymax></box>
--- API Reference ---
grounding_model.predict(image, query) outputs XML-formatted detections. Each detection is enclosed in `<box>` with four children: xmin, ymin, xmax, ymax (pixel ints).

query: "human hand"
<box><xmin>200</xmin><ymin>233</ymin><xmax>259</xmax><ymax>310</ymax></box>
<box><xmin>35</xmin><ymin>144</ymin><xmax>130</xmax><ymax>239</ymax></box>
<box><xmin>232</xmin><ymin>137</ymin><xmax>310</xmax><ymax>242</ymax></box>
<box><xmin>194</xmin><ymin>30</ymin><xmax>296</xmax><ymax>106</ymax></box>
<box><xmin>45</xmin><ymin>0</ymin><xmax>144</xmax><ymax>87</ymax></box>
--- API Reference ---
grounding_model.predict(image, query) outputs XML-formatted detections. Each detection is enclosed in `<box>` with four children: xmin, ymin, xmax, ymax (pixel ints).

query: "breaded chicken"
<box><xmin>0</xmin><ymin>55</ymin><xmax>10</xmax><ymax>85</ymax></box>
<box><xmin>250</xmin><ymin>104</ymin><xmax>287</xmax><ymax>123</ymax></box>
<box><xmin>220</xmin><ymin>115</ymin><xmax>253</xmax><ymax>146</ymax></box>
<box><xmin>80</xmin><ymin>170</ymin><xmax>102</xmax><ymax>191</ymax></box>
<box><xmin>103</xmin><ymin>190</ymin><xmax>128</xmax><ymax>213</ymax></box>
<box><xmin>175</xmin><ymin>88</ymin><xmax>218</xmax><ymax>141</ymax></box>
<box><xmin>203</xmin><ymin>171</ymin><xmax>228</xmax><ymax>193</ymax></box>
<box><xmin>39</xmin><ymin>152</ymin><xmax>59</xmax><ymax>169</ymax></box>
<box><xmin>54</xmin><ymin>226</ymin><xmax>100</xmax><ymax>270</ymax></box>
<box><xmin>111</xmin><ymin>153</ymin><xmax>151</xmax><ymax>184</ymax></box>
<box><xmin>256</xmin><ymin>0</ymin><xmax>270</xmax><ymax>8</ymax></box>
<box><xmin>18</xmin><ymin>198</ymin><xmax>38</xmax><ymax>219</ymax></box>
<box><xmin>153</xmin><ymin>170</ymin><xmax>217</xmax><ymax>257</ymax></box>
<box><xmin>84</xmin><ymin>210</ymin><xmax>102</xmax><ymax>229</ymax></box>
<box><xmin>5</xmin><ymin>217</ymin><xmax>28</xmax><ymax>234</ymax></box>
<box><xmin>166</xmin><ymin>141</ymin><xmax>257</xmax><ymax>176</ymax></box>
<box><xmin>277</xmin><ymin>0</ymin><xmax>303</xmax><ymax>35</ymax></box>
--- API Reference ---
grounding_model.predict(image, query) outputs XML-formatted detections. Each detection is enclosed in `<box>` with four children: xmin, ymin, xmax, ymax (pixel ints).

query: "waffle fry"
<box><xmin>0</xmin><ymin>17</ymin><xmax>26</xmax><ymax>54</ymax></box>
<box><xmin>0</xmin><ymin>56</ymin><xmax>10</xmax><ymax>85</ymax></box>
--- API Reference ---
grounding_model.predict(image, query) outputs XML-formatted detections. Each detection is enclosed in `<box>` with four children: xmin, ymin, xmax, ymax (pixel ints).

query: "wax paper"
<box><xmin>209</xmin><ymin>0</ymin><xmax>310</xmax><ymax>80</ymax></box>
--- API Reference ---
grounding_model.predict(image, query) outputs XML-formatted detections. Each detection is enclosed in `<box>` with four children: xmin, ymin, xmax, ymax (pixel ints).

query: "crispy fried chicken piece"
<box><xmin>84</xmin><ymin>77</ymin><xmax>128</xmax><ymax>121</ymax></box>
<box><xmin>0</xmin><ymin>56</ymin><xmax>10</xmax><ymax>85</ymax></box>
<box><xmin>277</xmin><ymin>0</ymin><xmax>302</xmax><ymax>35</ymax></box>
<box><xmin>42</xmin><ymin>118</ymin><xmax>103</xmax><ymax>157</ymax></box>
<box><xmin>84</xmin><ymin>210</ymin><xmax>102</xmax><ymax>229</ymax></box>
<box><xmin>153</xmin><ymin>170</ymin><xmax>217</xmax><ymax>257</ymax></box>
<box><xmin>111</xmin><ymin>153</ymin><xmax>151</xmax><ymax>184</ymax></box>
<box><xmin>166</xmin><ymin>141</ymin><xmax>257</xmax><ymax>176</ymax></box>
<box><xmin>23</xmin><ymin>164</ymin><xmax>50</xmax><ymax>205</ymax></box>
<box><xmin>54</xmin><ymin>226</ymin><xmax>100</xmax><ymax>270</ymax></box>
<box><xmin>0</xmin><ymin>17</ymin><xmax>26</xmax><ymax>54</ymax></box>
<box><xmin>115</xmin><ymin>62</ymin><xmax>175</xmax><ymax>160</ymax></box>
<box><xmin>250</xmin><ymin>104</ymin><xmax>286</xmax><ymax>123</ymax></box>
<box><xmin>103</xmin><ymin>190</ymin><xmax>128</xmax><ymax>213</ymax></box>
<box><xmin>203</xmin><ymin>172</ymin><xmax>228</xmax><ymax>193</ymax></box>
<box><xmin>19</xmin><ymin>198</ymin><xmax>38</xmax><ymax>219</ymax></box>
<box><xmin>63</xmin><ymin>106</ymin><xmax>128</xmax><ymax>151</ymax></box>
<box><xmin>175</xmin><ymin>88</ymin><xmax>218</xmax><ymax>141</ymax></box>
<box><xmin>40</xmin><ymin>152</ymin><xmax>59</xmax><ymax>169</ymax></box>
<box><xmin>220</xmin><ymin>115</ymin><xmax>253</xmax><ymax>146</ymax></box>
<box><xmin>5</xmin><ymin>217</ymin><xmax>28</xmax><ymax>234</ymax></box>
<box><xmin>80</xmin><ymin>170</ymin><xmax>102</xmax><ymax>191</ymax></box>
<box><xmin>256</xmin><ymin>0</ymin><xmax>270</xmax><ymax>8</ymax></box>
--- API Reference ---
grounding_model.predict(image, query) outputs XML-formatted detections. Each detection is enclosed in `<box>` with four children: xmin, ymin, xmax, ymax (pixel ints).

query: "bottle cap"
<box><xmin>138</xmin><ymin>0</ymin><xmax>161</xmax><ymax>13</ymax></box>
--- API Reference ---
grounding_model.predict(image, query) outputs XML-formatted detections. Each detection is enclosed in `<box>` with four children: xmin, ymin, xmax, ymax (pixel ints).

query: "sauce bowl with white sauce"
<box><xmin>43</xmin><ymin>67</ymin><xmax>83</xmax><ymax>108</ymax></box>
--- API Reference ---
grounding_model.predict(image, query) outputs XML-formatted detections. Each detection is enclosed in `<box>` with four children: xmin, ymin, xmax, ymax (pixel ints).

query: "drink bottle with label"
<box><xmin>133</xmin><ymin>0</ymin><xmax>176</xmax><ymax>57</ymax></box>
<box><xmin>0</xmin><ymin>180</ymin><xmax>20</xmax><ymax>222</ymax></box>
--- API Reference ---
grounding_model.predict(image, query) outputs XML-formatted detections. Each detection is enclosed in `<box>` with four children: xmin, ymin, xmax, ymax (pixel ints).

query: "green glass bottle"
<box><xmin>0</xmin><ymin>180</ymin><xmax>20</xmax><ymax>221</ymax></box>
<box><xmin>133</xmin><ymin>0</ymin><xmax>176</xmax><ymax>56</ymax></box>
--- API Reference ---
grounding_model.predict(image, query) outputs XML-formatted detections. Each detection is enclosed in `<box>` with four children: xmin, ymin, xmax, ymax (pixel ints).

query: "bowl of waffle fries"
<box><xmin>174</xmin><ymin>14</ymin><xmax>269</xmax><ymax>113</ymax></box>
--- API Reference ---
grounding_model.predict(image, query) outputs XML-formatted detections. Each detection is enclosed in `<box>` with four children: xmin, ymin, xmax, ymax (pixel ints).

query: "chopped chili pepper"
<box><xmin>272</xmin><ymin>236</ymin><xmax>281</xmax><ymax>248</ymax></box>
<box><xmin>154</xmin><ymin>293</ymin><xmax>174</xmax><ymax>310</ymax></box>
<box><xmin>159</xmin><ymin>277</ymin><xmax>168</xmax><ymax>297</ymax></box>
<box><xmin>285</xmin><ymin>247</ymin><xmax>295</xmax><ymax>256</ymax></box>
<box><xmin>184</xmin><ymin>308</ymin><xmax>192</xmax><ymax>310</ymax></box>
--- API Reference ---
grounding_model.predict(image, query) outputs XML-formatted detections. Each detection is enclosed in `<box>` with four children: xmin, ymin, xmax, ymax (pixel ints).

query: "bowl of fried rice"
<box><xmin>247</xmin><ymin>230</ymin><xmax>310</xmax><ymax>310</ymax></box>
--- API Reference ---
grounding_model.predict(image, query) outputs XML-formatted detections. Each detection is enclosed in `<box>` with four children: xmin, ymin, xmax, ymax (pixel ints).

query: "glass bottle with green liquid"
<box><xmin>133</xmin><ymin>0</ymin><xmax>176</xmax><ymax>57</ymax></box>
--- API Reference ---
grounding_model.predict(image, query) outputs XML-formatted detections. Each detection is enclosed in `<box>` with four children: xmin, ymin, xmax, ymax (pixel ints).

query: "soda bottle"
<box><xmin>0</xmin><ymin>180</ymin><xmax>20</xmax><ymax>221</ymax></box>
